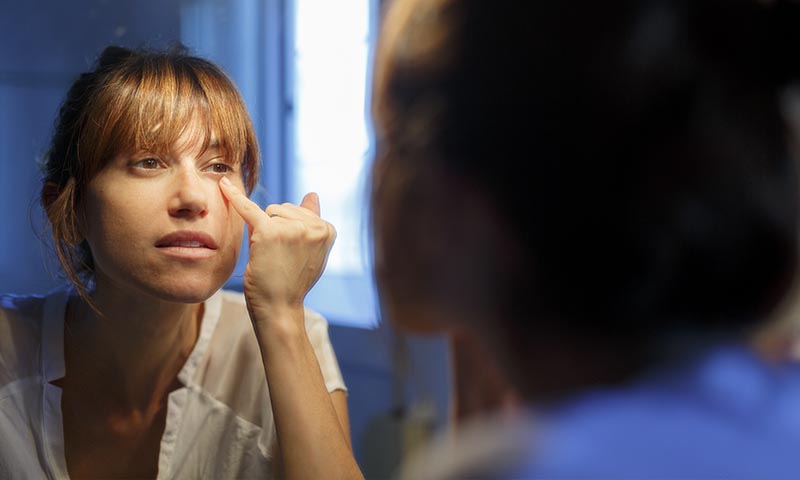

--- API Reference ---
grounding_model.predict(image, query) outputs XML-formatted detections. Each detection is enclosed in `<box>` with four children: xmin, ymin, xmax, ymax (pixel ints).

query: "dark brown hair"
<box><xmin>371</xmin><ymin>0</ymin><xmax>800</xmax><ymax>351</ymax></box>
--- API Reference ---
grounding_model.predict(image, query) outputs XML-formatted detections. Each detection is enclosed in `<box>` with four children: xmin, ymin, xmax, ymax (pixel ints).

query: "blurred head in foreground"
<box><xmin>371</xmin><ymin>0</ymin><xmax>800</xmax><ymax>404</ymax></box>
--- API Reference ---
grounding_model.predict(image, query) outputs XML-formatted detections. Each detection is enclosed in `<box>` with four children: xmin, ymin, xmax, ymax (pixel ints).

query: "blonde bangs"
<box><xmin>193</xmin><ymin>61</ymin><xmax>259</xmax><ymax>192</ymax></box>
<box><xmin>80</xmin><ymin>54</ymin><xmax>259</xmax><ymax>192</ymax></box>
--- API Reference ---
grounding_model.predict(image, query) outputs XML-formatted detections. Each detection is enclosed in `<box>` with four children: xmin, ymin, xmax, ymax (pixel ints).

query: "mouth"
<box><xmin>159</xmin><ymin>240</ymin><xmax>208</xmax><ymax>248</ymax></box>
<box><xmin>156</xmin><ymin>231</ymin><xmax>219</xmax><ymax>255</ymax></box>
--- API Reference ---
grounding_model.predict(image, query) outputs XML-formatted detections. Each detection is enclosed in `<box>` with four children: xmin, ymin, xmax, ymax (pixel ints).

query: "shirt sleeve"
<box><xmin>303</xmin><ymin>308</ymin><xmax>347</xmax><ymax>394</ymax></box>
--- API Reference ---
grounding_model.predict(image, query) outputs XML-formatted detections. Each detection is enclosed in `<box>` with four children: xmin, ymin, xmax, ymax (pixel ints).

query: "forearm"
<box><xmin>218</xmin><ymin>180</ymin><xmax>355</xmax><ymax>477</ymax></box>
<box><xmin>253</xmin><ymin>307</ymin><xmax>363</xmax><ymax>480</ymax></box>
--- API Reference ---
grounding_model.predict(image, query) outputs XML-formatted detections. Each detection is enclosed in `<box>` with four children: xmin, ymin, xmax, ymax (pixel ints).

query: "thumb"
<box><xmin>300</xmin><ymin>192</ymin><xmax>321</xmax><ymax>216</ymax></box>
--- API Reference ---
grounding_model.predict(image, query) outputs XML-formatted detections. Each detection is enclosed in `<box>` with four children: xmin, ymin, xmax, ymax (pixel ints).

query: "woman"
<box><xmin>370</xmin><ymin>0</ymin><xmax>800</xmax><ymax>477</ymax></box>
<box><xmin>0</xmin><ymin>46</ymin><xmax>362</xmax><ymax>479</ymax></box>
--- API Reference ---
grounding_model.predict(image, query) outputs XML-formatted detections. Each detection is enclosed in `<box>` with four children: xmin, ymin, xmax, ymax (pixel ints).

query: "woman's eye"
<box><xmin>132</xmin><ymin>158</ymin><xmax>161</xmax><ymax>169</ymax></box>
<box><xmin>206</xmin><ymin>163</ymin><xmax>233</xmax><ymax>174</ymax></box>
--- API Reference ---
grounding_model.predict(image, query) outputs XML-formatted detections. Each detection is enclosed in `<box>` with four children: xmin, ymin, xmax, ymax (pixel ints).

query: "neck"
<box><xmin>62</xmin><ymin>282</ymin><xmax>203</xmax><ymax>413</ymax></box>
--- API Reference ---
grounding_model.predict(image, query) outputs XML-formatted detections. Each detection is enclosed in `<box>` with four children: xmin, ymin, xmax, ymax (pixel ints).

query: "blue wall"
<box><xmin>0</xmin><ymin>0</ymin><xmax>184</xmax><ymax>295</ymax></box>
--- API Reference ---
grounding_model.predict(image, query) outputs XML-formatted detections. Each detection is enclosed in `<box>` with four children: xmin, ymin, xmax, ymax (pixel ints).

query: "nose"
<box><xmin>168</xmin><ymin>164</ymin><xmax>208</xmax><ymax>219</ymax></box>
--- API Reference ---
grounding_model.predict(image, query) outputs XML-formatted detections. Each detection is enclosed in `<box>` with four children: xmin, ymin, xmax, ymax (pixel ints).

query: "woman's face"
<box><xmin>80</xmin><ymin>117</ymin><xmax>246</xmax><ymax>303</ymax></box>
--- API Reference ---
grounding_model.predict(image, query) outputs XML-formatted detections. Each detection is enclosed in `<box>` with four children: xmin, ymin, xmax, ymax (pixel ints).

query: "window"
<box><xmin>288</xmin><ymin>0</ymin><xmax>379</xmax><ymax>328</ymax></box>
<box><xmin>183</xmin><ymin>0</ymin><xmax>379</xmax><ymax>328</ymax></box>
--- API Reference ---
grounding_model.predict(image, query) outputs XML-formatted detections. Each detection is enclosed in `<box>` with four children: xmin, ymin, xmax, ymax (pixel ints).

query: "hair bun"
<box><xmin>97</xmin><ymin>46</ymin><xmax>134</xmax><ymax>69</ymax></box>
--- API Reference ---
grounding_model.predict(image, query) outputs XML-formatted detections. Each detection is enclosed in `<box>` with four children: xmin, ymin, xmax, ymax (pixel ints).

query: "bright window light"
<box><xmin>291</xmin><ymin>0</ymin><xmax>378</xmax><ymax>327</ymax></box>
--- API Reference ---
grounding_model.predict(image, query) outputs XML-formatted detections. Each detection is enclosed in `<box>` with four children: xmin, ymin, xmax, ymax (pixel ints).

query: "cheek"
<box><xmin>215</xmin><ymin>179</ymin><xmax>246</xmax><ymax>239</ymax></box>
<box><xmin>219</xmin><ymin>199</ymin><xmax>246</xmax><ymax>262</ymax></box>
<box><xmin>82</xmin><ymin>187</ymin><xmax>139</xmax><ymax>243</ymax></box>
<box><xmin>229</xmin><ymin>215</ymin><xmax>245</xmax><ymax>246</ymax></box>
<box><xmin>219</xmin><ymin>213</ymin><xmax>245</xmax><ymax>273</ymax></box>
<box><xmin>218</xmin><ymin>188</ymin><xmax>245</xmax><ymax>234</ymax></box>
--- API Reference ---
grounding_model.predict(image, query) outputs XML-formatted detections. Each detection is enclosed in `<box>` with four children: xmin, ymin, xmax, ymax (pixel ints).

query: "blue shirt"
<box><xmin>521</xmin><ymin>345</ymin><xmax>800</xmax><ymax>479</ymax></box>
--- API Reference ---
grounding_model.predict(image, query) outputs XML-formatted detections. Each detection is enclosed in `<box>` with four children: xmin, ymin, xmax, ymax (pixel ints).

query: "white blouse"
<box><xmin>0</xmin><ymin>289</ymin><xmax>346</xmax><ymax>479</ymax></box>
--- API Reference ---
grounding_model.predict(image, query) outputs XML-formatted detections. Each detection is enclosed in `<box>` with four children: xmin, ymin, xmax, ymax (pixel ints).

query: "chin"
<box><xmin>161</xmin><ymin>288</ymin><xmax>220</xmax><ymax>305</ymax></box>
<box><xmin>138</xmin><ymin>273</ymin><xmax>230</xmax><ymax>305</ymax></box>
<box><xmin>94</xmin><ymin>256</ymin><xmax>236</xmax><ymax>305</ymax></box>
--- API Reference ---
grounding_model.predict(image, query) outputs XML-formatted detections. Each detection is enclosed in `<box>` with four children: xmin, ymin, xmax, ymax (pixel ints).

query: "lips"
<box><xmin>156</xmin><ymin>231</ymin><xmax>218</xmax><ymax>249</ymax></box>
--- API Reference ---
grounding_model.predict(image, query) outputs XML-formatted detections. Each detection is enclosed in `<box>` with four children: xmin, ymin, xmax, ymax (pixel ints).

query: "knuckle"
<box><xmin>307</xmin><ymin>222</ymin><xmax>328</xmax><ymax>240</ymax></box>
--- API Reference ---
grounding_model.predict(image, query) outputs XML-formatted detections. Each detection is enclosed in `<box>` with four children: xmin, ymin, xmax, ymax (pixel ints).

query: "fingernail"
<box><xmin>220</xmin><ymin>177</ymin><xmax>231</xmax><ymax>186</ymax></box>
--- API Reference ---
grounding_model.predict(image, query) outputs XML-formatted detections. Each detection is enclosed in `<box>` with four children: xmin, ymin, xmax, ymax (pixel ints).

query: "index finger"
<box><xmin>219</xmin><ymin>176</ymin><xmax>267</xmax><ymax>227</ymax></box>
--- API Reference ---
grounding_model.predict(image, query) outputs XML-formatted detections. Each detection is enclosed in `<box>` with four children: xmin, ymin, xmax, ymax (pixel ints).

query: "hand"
<box><xmin>219</xmin><ymin>176</ymin><xmax>336</xmax><ymax>321</ymax></box>
<box><xmin>220</xmin><ymin>178</ymin><xmax>362</xmax><ymax>480</ymax></box>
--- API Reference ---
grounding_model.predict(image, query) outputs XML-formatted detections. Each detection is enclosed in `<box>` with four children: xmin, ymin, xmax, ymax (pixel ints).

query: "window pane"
<box><xmin>292</xmin><ymin>0</ymin><xmax>378</xmax><ymax>327</ymax></box>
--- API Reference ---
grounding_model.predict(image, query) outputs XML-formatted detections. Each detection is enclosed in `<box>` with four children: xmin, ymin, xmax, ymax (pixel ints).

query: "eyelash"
<box><xmin>129</xmin><ymin>157</ymin><xmax>237</xmax><ymax>175</ymax></box>
<box><xmin>132</xmin><ymin>158</ymin><xmax>162</xmax><ymax>169</ymax></box>
<box><xmin>204</xmin><ymin>162</ymin><xmax>235</xmax><ymax>175</ymax></box>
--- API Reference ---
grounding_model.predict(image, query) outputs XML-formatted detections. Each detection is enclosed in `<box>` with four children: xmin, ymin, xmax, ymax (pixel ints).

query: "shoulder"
<box><xmin>211</xmin><ymin>289</ymin><xmax>336</xmax><ymax>372</ymax></box>
<box><xmin>195</xmin><ymin>290</ymin><xmax>341</xmax><ymax>420</ymax></box>
<box><xmin>211</xmin><ymin>288</ymin><xmax>345</xmax><ymax>391</ymax></box>
<box><xmin>0</xmin><ymin>293</ymin><xmax>47</xmax><ymax>324</ymax></box>
<box><xmin>0</xmin><ymin>293</ymin><xmax>48</xmax><ymax>390</ymax></box>
<box><xmin>402</xmin><ymin>347</ymin><xmax>800</xmax><ymax>479</ymax></box>
<box><xmin>528</xmin><ymin>347</ymin><xmax>800</xmax><ymax>478</ymax></box>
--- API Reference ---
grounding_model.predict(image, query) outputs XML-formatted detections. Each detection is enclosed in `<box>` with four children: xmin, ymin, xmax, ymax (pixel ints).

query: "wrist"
<box><xmin>249</xmin><ymin>304</ymin><xmax>307</xmax><ymax>339</ymax></box>
<box><xmin>252</xmin><ymin>306</ymin><xmax>314</xmax><ymax>368</ymax></box>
